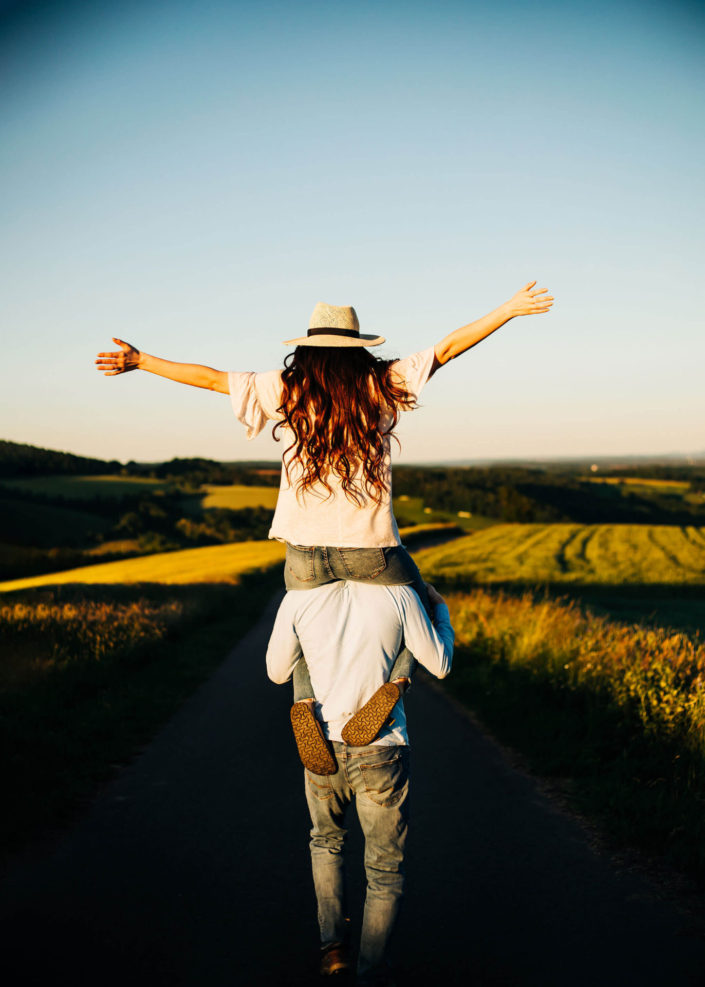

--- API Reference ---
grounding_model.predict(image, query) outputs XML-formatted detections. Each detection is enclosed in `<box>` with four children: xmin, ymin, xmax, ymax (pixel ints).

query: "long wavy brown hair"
<box><xmin>273</xmin><ymin>346</ymin><xmax>416</xmax><ymax>505</ymax></box>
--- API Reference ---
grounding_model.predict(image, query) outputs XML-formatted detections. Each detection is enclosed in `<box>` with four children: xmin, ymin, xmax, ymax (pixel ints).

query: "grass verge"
<box><xmin>439</xmin><ymin>587</ymin><xmax>705</xmax><ymax>881</ymax></box>
<box><xmin>0</xmin><ymin>569</ymin><xmax>281</xmax><ymax>855</ymax></box>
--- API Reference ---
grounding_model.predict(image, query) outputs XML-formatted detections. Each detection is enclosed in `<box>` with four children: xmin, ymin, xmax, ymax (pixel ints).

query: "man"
<box><xmin>266</xmin><ymin>579</ymin><xmax>454</xmax><ymax>985</ymax></box>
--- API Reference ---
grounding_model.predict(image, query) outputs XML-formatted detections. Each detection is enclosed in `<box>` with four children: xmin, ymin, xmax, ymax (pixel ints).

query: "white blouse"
<box><xmin>228</xmin><ymin>347</ymin><xmax>436</xmax><ymax>547</ymax></box>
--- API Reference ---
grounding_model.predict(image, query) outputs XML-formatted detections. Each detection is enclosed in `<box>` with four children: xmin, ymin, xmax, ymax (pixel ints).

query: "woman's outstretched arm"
<box><xmin>95</xmin><ymin>338</ymin><xmax>229</xmax><ymax>393</ymax></box>
<box><xmin>432</xmin><ymin>281</ymin><xmax>554</xmax><ymax>371</ymax></box>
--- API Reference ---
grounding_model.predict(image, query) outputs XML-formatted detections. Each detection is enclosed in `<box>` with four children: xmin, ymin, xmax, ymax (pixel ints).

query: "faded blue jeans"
<box><xmin>285</xmin><ymin>544</ymin><xmax>431</xmax><ymax>702</ymax></box>
<box><xmin>305</xmin><ymin>742</ymin><xmax>410</xmax><ymax>978</ymax></box>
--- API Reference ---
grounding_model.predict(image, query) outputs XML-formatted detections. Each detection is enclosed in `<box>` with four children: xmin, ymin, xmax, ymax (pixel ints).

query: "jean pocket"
<box><xmin>338</xmin><ymin>547</ymin><xmax>387</xmax><ymax>580</ymax></box>
<box><xmin>359</xmin><ymin>749</ymin><xmax>409</xmax><ymax>808</ymax></box>
<box><xmin>379</xmin><ymin>545</ymin><xmax>421</xmax><ymax>585</ymax></box>
<box><xmin>286</xmin><ymin>544</ymin><xmax>316</xmax><ymax>583</ymax></box>
<box><xmin>306</xmin><ymin>771</ymin><xmax>334</xmax><ymax>801</ymax></box>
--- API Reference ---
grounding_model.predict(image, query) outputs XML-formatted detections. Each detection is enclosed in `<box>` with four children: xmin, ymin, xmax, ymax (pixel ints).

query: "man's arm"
<box><xmin>396</xmin><ymin>584</ymin><xmax>454</xmax><ymax>679</ymax></box>
<box><xmin>266</xmin><ymin>594</ymin><xmax>303</xmax><ymax>684</ymax></box>
<box><xmin>95</xmin><ymin>338</ymin><xmax>230</xmax><ymax>393</ymax></box>
<box><xmin>430</xmin><ymin>281</ymin><xmax>554</xmax><ymax>374</ymax></box>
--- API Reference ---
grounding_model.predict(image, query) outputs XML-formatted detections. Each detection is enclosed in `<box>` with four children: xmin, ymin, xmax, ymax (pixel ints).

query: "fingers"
<box><xmin>95</xmin><ymin>353</ymin><xmax>125</xmax><ymax>373</ymax></box>
<box><xmin>523</xmin><ymin>280</ymin><xmax>537</xmax><ymax>290</ymax></box>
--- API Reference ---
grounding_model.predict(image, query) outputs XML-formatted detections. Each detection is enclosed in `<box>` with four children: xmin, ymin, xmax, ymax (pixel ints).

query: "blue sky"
<box><xmin>1</xmin><ymin>0</ymin><xmax>703</xmax><ymax>464</ymax></box>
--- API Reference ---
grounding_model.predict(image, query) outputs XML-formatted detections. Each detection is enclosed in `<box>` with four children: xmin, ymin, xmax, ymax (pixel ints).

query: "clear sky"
<box><xmin>1</xmin><ymin>0</ymin><xmax>703</xmax><ymax>464</ymax></box>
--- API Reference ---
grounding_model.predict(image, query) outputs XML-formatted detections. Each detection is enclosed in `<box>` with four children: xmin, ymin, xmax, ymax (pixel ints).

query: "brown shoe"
<box><xmin>290</xmin><ymin>702</ymin><xmax>337</xmax><ymax>775</ymax></box>
<box><xmin>341</xmin><ymin>682</ymin><xmax>401</xmax><ymax>747</ymax></box>
<box><xmin>319</xmin><ymin>942</ymin><xmax>350</xmax><ymax>976</ymax></box>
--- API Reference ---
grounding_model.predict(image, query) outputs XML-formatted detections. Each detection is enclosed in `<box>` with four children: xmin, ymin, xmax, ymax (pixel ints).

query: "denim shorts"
<box><xmin>284</xmin><ymin>544</ymin><xmax>424</xmax><ymax>593</ymax></box>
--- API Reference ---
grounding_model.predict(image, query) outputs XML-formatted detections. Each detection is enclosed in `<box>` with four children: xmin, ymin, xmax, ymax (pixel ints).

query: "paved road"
<box><xmin>2</xmin><ymin>593</ymin><xmax>705</xmax><ymax>986</ymax></box>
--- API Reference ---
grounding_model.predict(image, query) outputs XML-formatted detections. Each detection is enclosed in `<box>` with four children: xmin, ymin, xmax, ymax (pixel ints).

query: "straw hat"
<box><xmin>283</xmin><ymin>302</ymin><xmax>385</xmax><ymax>348</ymax></box>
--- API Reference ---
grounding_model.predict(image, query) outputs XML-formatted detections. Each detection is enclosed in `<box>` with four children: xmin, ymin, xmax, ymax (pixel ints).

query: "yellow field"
<box><xmin>586</xmin><ymin>477</ymin><xmax>690</xmax><ymax>491</ymax></box>
<box><xmin>415</xmin><ymin>523</ymin><xmax>705</xmax><ymax>585</ymax></box>
<box><xmin>200</xmin><ymin>484</ymin><xmax>279</xmax><ymax>510</ymax></box>
<box><xmin>0</xmin><ymin>522</ymin><xmax>451</xmax><ymax>593</ymax></box>
<box><xmin>0</xmin><ymin>540</ymin><xmax>286</xmax><ymax>591</ymax></box>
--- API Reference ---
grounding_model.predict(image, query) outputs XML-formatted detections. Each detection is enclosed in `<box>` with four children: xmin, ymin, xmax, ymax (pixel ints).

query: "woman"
<box><xmin>96</xmin><ymin>281</ymin><xmax>553</xmax><ymax>770</ymax></box>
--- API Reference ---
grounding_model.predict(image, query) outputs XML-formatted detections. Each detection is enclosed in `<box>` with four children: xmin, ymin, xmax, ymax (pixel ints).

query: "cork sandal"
<box><xmin>290</xmin><ymin>702</ymin><xmax>337</xmax><ymax>775</ymax></box>
<box><xmin>341</xmin><ymin>682</ymin><xmax>401</xmax><ymax>747</ymax></box>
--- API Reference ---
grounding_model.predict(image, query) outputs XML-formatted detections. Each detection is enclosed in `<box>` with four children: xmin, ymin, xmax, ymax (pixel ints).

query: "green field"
<box><xmin>0</xmin><ymin>495</ymin><xmax>110</xmax><ymax>547</ymax></box>
<box><xmin>416</xmin><ymin>523</ymin><xmax>705</xmax><ymax>586</ymax></box>
<box><xmin>586</xmin><ymin>476</ymin><xmax>704</xmax><ymax>506</ymax></box>
<box><xmin>393</xmin><ymin>495</ymin><xmax>495</xmax><ymax>531</ymax></box>
<box><xmin>0</xmin><ymin>474</ymin><xmax>172</xmax><ymax>499</ymax></box>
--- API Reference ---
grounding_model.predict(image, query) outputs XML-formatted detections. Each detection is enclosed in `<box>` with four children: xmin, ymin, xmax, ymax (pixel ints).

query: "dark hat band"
<box><xmin>307</xmin><ymin>327</ymin><xmax>359</xmax><ymax>338</ymax></box>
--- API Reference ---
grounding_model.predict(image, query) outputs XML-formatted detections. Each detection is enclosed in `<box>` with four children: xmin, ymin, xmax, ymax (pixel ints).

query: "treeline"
<box><xmin>0</xmin><ymin>441</ymin><xmax>281</xmax><ymax>486</ymax></box>
<box><xmin>144</xmin><ymin>458</ymin><xmax>280</xmax><ymax>488</ymax></box>
<box><xmin>0</xmin><ymin>440</ymin><xmax>120</xmax><ymax>479</ymax></box>
<box><xmin>111</xmin><ymin>501</ymin><xmax>273</xmax><ymax>553</ymax></box>
<box><xmin>392</xmin><ymin>466</ymin><xmax>705</xmax><ymax>525</ymax></box>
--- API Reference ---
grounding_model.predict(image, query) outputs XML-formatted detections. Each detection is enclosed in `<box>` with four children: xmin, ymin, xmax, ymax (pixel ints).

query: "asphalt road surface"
<box><xmin>2</xmin><ymin>592</ymin><xmax>705</xmax><ymax>986</ymax></box>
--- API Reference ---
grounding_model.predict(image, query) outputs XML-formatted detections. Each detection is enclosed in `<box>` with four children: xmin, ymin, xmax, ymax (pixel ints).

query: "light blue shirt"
<box><xmin>266</xmin><ymin>581</ymin><xmax>454</xmax><ymax>746</ymax></box>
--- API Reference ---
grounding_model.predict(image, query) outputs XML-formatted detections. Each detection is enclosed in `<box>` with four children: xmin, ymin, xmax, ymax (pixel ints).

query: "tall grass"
<box><xmin>0</xmin><ymin>474</ymin><xmax>171</xmax><ymax>499</ymax></box>
<box><xmin>443</xmin><ymin>588</ymin><xmax>705</xmax><ymax>877</ymax></box>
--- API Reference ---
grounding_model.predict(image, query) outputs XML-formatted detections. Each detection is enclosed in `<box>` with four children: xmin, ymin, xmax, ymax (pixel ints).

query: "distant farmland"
<box><xmin>0</xmin><ymin>477</ymin><xmax>282</xmax><ymax>510</ymax></box>
<box><xmin>586</xmin><ymin>476</ymin><xmax>704</xmax><ymax>506</ymax></box>
<box><xmin>0</xmin><ymin>475</ymin><xmax>172</xmax><ymax>499</ymax></box>
<box><xmin>200</xmin><ymin>484</ymin><xmax>279</xmax><ymax>510</ymax></box>
<box><xmin>415</xmin><ymin>523</ymin><xmax>705</xmax><ymax>585</ymax></box>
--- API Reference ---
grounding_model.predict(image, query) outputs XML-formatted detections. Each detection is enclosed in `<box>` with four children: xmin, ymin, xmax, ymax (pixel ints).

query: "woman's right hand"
<box><xmin>95</xmin><ymin>337</ymin><xmax>141</xmax><ymax>375</ymax></box>
<box><xmin>505</xmin><ymin>281</ymin><xmax>554</xmax><ymax>317</ymax></box>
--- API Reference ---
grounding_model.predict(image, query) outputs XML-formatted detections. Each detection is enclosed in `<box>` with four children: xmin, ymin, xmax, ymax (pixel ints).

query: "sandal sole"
<box><xmin>341</xmin><ymin>683</ymin><xmax>401</xmax><ymax>746</ymax></box>
<box><xmin>290</xmin><ymin>703</ymin><xmax>338</xmax><ymax>775</ymax></box>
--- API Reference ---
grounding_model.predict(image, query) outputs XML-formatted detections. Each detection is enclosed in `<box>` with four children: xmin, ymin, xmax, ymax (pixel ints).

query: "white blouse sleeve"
<box><xmin>389</xmin><ymin>347</ymin><xmax>436</xmax><ymax>409</ymax></box>
<box><xmin>228</xmin><ymin>371</ymin><xmax>275</xmax><ymax>441</ymax></box>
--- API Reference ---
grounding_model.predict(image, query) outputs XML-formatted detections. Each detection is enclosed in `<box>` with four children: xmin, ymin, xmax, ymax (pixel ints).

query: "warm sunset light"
<box><xmin>3</xmin><ymin>5</ymin><xmax>705</xmax><ymax>986</ymax></box>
